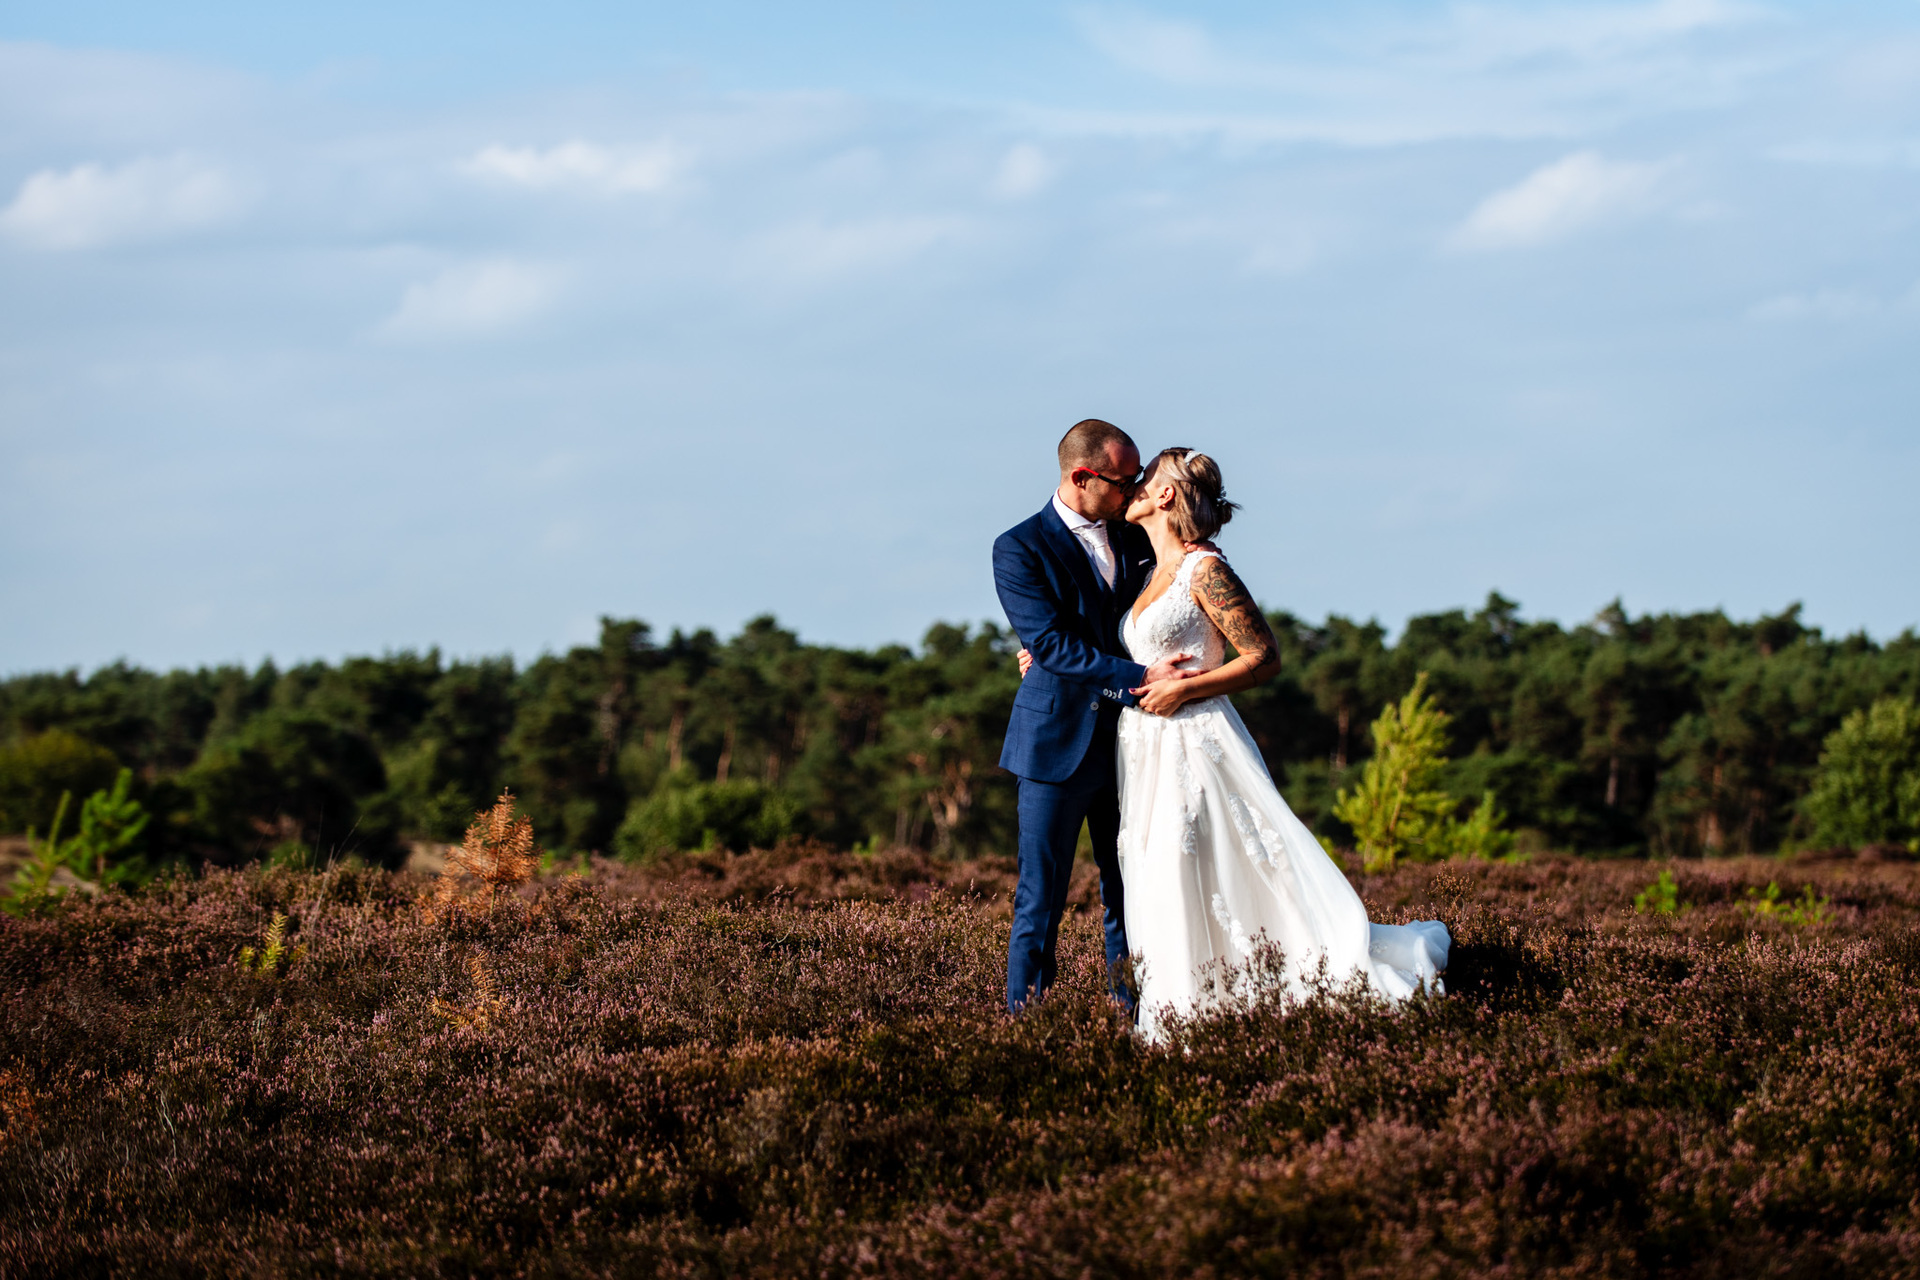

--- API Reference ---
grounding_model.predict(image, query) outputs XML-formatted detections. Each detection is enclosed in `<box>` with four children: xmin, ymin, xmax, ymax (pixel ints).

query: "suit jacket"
<box><xmin>993</xmin><ymin>501</ymin><xmax>1153</xmax><ymax>782</ymax></box>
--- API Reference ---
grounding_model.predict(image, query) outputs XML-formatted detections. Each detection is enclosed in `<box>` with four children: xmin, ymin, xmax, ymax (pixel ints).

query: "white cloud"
<box><xmin>748</xmin><ymin>216</ymin><xmax>968</xmax><ymax>282</ymax></box>
<box><xmin>1746</xmin><ymin>289</ymin><xmax>1879</xmax><ymax>323</ymax></box>
<box><xmin>1440</xmin><ymin>0</ymin><xmax>1761</xmax><ymax>65</ymax></box>
<box><xmin>463</xmin><ymin>140</ymin><xmax>683</xmax><ymax>193</ymax></box>
<box><xmin>0</xmin><ymin>154</ymin><xmax>246</xmax><ymax>250</ymax></box>
<box><xmin>1080</xmin><ymin>0</ymin><xmax>1759</xmax><ymax>87</ymax></box>
<box><xmin>989</xmin><ymin>144</ymin><xmax>1054</xmax><ymax>200</ymax></box>
<box><xmin>377</xmin><ymin>259</ymin><xmax>561</xmax><ymax>340</ymax></box>
<box><xmin>1075</xmin><ymin>9</ymin><xmax>1220</xmax><ymax>85</ymax></box>
<box><xmin>1065</xmin><ymin>1</ymin><xmax>1771</xmax><ymax>145</ymax></box>
<box><xmin>1449</xmin><ymin>151</ymin><xmax>1676</xmax><ymax>251</ymax></box>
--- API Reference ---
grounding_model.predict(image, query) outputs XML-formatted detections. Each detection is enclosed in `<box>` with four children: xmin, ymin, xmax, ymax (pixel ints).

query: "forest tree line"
<box><xmin>2</xmin><ymin>595</ymin><xmax>1916</xmax><ymax>869</ymax></box>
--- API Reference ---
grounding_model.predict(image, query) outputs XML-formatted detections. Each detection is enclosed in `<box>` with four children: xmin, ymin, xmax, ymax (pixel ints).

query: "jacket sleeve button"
<box><xmin>1089</xmin><ymin>699</ymin><xmax>1100</xmax><ymax>710</ymax></box>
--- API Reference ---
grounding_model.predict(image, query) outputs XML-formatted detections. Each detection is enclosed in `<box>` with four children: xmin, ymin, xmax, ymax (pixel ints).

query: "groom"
<box><xmin>993</xmin><ymin>419</ymin><xmax>1191</xmax><ymax>1013</ymax></box>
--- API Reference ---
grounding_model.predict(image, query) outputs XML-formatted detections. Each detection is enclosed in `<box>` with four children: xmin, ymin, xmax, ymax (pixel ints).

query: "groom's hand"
<box><xmin>1018</xmin><ymin>650</ymin><xmax>1193</xmax><ymax>694</ymax></box>
<box><xmin>1139</xmin><ymin>655</ymin><xmax>1195</xmax><ymax>687</ymax></box>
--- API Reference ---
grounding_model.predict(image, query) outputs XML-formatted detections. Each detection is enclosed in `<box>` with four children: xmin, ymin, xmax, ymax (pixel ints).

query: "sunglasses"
<box><xmin>1074</xmin><ymin>467</ymin><xmax>1144</xmax><ymax>490</ymax></box>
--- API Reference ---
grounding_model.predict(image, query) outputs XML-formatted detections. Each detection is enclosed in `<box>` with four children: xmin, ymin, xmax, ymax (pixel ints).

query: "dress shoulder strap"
<box><xmin>1177</xmin><ymin>548</ymin><xmax>1221</xmax><ymax>586</ymax></box>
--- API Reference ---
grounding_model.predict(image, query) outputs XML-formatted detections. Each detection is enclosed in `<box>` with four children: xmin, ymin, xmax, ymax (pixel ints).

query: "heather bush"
<box><xmin>2</xmin><ymin>853</ymin><xmax>1918</xmax><ymax>1275</ymax></box>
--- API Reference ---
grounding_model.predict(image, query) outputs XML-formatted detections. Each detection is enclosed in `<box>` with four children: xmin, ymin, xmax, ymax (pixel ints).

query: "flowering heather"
<box><xmin>3</xmin><ymin>849</ymin><xmax>1919</xmax><ymax>1276</ymax></box>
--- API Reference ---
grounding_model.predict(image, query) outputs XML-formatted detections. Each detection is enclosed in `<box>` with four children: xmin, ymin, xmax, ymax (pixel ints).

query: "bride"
<box><xmin>1033</xmin><ymin>447</ymin><xmax>1450</xmax><ymax>1040</ymax></box>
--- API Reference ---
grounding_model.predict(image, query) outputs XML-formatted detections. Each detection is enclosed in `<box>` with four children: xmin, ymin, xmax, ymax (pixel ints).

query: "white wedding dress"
<box><xmin>1117</xmin><ymin>550</ymin><xmax>1449</xmax><ymax>1041</ymax></box>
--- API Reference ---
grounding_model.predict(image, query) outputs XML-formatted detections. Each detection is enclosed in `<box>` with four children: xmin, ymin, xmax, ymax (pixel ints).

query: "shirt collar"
<box><xmin>1051</xmin><ymin>491</ymin><xmax>1104</xmax><ymax>534</ymax></box>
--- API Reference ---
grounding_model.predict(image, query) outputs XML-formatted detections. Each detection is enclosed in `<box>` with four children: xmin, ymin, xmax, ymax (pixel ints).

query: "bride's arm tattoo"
<box><xmin>1193</xmin><ymin>558</ymin><xmax>1279</xmax><ymax>669</ymax></box>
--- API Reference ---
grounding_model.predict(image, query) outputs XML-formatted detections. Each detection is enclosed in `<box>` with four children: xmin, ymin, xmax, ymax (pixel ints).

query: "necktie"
<box><xmin>1082</xmin><ymin>522</ymin><xmax>1116</xmax><ymax>589</ymax></box>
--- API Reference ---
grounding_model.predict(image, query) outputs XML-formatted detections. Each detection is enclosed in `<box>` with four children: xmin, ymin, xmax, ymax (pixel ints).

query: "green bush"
<box><xmin>1804</xmin><ymin>696</ymin><xmax>1920</xmax><ymax>850</ymax></box>
<box><xmin>0</xmin><ymin>729</ymin><xmax>120</xmax><ymax>834</ymax></box>
<box><xmin>1332</xmin><ymin>673</ymin><xmax>1511</xmax><ymax>870</ymax></box>
<box><xmin>614</xmin><ymin>775</ymin><xmax>801</xmax><ymax>860</ymax></box>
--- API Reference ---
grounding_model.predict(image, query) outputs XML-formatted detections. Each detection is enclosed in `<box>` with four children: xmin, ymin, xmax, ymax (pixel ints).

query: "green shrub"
<box><xmin>614</xmin><ymin>775</ymin><xmax>801</xmax><ymax>860</ymax></box>
<box><xmin>1804</xmin><ymin>696</ymin><xmax>1920</xmax><ymax>850</ymax></box>
<box><xmin>1333</xmin><ymin>673</ymin><xmax>1512</xmax><ymax>871</ymax></box>
<box><xmin>68</xmin><ymin>768</ymin><xmax>152</xmax><ymax>882</ymax></box>
<box><xmin>1633</xmin><ymin>867</ymin><xmax>1683</xmax><ymax>915</ymax></box>
<box><xmin>1745</xmin><ymin>880</ymin><xmax>1830</xmax><ymax>926</ymax></box>
<box><xmin>0</xmin><ymin>729</ymin><xmax>119</xmax><ymax>834</ymax></box>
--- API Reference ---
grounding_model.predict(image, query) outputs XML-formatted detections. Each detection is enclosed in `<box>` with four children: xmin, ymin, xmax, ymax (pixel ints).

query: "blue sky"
<box><xmin>3</xmin><ymin>1</ymin><xmax>1917</xmax><ymax>673</ymax></box>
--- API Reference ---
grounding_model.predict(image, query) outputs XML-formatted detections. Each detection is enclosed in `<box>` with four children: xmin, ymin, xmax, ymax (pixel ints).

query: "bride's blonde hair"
<box><xmin>1144</xmin><ymin>447</ymin><xmax>1238</xmax><ymax>543</ymax></box>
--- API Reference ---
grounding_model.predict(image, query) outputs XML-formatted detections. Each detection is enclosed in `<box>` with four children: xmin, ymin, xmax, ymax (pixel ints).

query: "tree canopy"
<box><xmin>2</xmin><ymin>597</ymin><xmax>1915</xmax><ymax>866</ymax></box>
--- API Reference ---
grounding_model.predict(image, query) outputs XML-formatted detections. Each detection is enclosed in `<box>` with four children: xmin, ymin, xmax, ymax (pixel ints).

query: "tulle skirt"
<box><xmin>1116</xmin><ymin>696</ymin><xmax>1449</xmax><ymax>1042</ymax></box>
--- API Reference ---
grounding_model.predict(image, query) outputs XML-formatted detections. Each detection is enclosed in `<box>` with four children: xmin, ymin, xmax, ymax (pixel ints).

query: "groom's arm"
<box><xmin>993</xmin><ymin>533</ymin><xmax>1148</xmax><ymax>704</ymax></box>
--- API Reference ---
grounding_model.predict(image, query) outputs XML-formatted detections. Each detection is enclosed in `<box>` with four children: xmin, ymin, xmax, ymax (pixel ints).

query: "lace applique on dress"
<box><xmin>1114</xmin><ymin>547</ymin><xmax>1453</xmax><ymax>1043</ymax></box>
<box><xmin>1210</xmin><ymin>891</ymin><xmax>1255</xmax><ymax>958</ymax></box>
<box><xmin>1179</xmin><ymin>805</ymin><xmax>1202</xmax><ymax>860</ymax></box>
<box><xmin>1226</xmin><ymin>793</ymin><xmax>1280</xmax><ymax>869</ymax></box>
<box><xmin>1122</xmin><ymin>551</ymin><xmax>1227</xmax><ymax>680</ymax></box>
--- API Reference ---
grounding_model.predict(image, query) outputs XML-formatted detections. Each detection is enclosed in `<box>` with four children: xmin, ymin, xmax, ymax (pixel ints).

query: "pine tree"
<box><xmin>1333</xmin><ymin>673</ymin><xmax>1459</xmax><ymax>872</ymax></box>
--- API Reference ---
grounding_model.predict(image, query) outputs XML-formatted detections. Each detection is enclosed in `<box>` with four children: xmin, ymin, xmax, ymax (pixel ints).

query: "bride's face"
<box><xmin>1126</xmin><ymin>473</ymin><xmax>1174</xmax><ymax>525</ymax></box>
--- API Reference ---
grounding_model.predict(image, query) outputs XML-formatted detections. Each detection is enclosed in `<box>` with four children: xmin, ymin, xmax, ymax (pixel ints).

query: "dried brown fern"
<box><xmin>432</xmin><ymin>956</ymin><xmax>503</xmax><ymax>1031</ymax></box>
<box><xmin>433</xmin><ymin>790</ymin><xmax>541</xmax><ymax>914</ymax></box>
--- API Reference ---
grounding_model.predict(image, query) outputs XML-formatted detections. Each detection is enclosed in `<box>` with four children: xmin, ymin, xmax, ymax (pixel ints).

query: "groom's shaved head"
<box><xmin>1057</xmin><ymin>419</ymin><xmax>1135</xmax><ymax>473</ymax></box>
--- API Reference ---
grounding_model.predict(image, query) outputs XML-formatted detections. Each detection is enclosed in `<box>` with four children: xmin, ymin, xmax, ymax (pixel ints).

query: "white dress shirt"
<box><xmin>1052</xmin><ymin>492</ymin><xmax>1116</xmax><ymax>588</ymax></box>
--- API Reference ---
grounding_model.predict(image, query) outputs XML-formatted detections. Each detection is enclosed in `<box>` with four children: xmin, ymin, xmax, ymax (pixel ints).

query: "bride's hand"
<box><xmin>1133</xmin><ymin>679</ymin><xmax>1192</xmax><ymax>717</ymax></box>
<box><xmin>1016</xmin><ymin>648</ymin><xmax>1033</xmax><ymax>678</ymax></box>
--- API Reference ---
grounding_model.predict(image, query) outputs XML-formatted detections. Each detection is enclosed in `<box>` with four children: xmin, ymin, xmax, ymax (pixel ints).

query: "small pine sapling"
<box><xmin>1746</xmin><ymin>880</ymin><xmax>1830</xmax><ymax>927</ymax></box>
<box><xmin>1446</xmin><ymin>791</ymin><xmax>1515</xmax><ymax>861</ymax></box>
<box><xmin>1634</xmin><ymin>868</ymin><xmax>1684</xmax><ymax>915</ymax></box>
<box><xmin>3</xmin><ymin>792</ymin><xmax>74</xmax><ymax>916</ymax></box>
<box><xmin>238</xmin><ymin>911</ymin><xmax>305</xmax><ymax>977</ymax></box>
<box><xmin>1332</xmin><ymin>674</ymin><xmax>1459</xmax><ymax>872</ymax></box>
<box><xmin>433</xmin><ymin>955</ymin><xmax>504</xmax><ymax>1031</ymax></box>
<box><xmin>72</xmin><ymin>769</ymin><xmax>150</xmax><ymax>885</ymax></box>
<box><xmin>434</xmin><ymin>790</ymin><xmax>542</xmax><ymax>915</ymax></box>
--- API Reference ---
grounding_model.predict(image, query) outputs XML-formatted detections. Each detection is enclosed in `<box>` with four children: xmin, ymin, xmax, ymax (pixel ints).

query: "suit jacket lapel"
<box><xmin>1037</xmin><ymin>502</ymin><xmax>1103</xmax><ymax>616</ymax></box>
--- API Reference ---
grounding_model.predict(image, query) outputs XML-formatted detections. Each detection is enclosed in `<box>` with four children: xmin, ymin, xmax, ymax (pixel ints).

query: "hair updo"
<box><xmin>1144</xmin><ymin>447</ymin><xmax>1239</xmax><ymax>543</ymax></box>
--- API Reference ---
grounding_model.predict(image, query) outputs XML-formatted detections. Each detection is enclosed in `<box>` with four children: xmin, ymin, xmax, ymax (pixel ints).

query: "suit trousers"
<box><xmin>1007</xmin><ymin>710</ymin><xmax>1132</xmax><ymax>1014</ymax></box>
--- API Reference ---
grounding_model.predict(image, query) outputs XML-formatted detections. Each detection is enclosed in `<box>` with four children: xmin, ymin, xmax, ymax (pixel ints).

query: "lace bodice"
<box><xmin>1123</xmin><ymin>551</ymin><xmax>1227</xmax><ymax>674</ymax></box>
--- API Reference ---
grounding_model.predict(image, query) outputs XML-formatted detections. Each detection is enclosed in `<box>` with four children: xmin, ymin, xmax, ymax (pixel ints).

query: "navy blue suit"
<box><xmin>993</xmin><ymin>501</ymin><xmax>1153</xmax><ymax>1012</ymax></box>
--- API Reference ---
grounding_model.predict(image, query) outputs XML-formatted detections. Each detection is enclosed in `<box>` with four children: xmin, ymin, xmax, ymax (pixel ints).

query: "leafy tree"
<box><xmin>0</xmin><ymin>729</ymin><xmax>120</xmax><ymax>834</ymax></box>
<box><xmin>3</xmin><ymin>597</ymin><xmax>1916</xmax><ymax>864</ymax></box>
<box><xmin>181</xmin><ymin>710</ymin><xmax>394</xmax><ymax>865</ymax></box>
<box><xmin>1804</xmin><ymin>697</ymin><xmax>1920</xmax><ymax>850</ymax></box>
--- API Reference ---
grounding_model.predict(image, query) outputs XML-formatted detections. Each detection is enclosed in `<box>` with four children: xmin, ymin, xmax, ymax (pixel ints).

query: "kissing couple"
<box><xmin>993</xmin><ymin>418</ymin><xmax>1449</xmax><ymax>1040</ymax></box>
